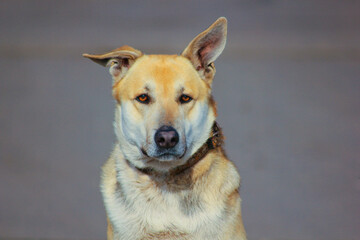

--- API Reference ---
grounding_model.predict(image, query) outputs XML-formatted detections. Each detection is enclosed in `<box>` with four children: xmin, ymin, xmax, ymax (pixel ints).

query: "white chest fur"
<box><xmin>104</xmin><ymin>175</ymin><xmax>227</xmax><ymax>239</ymax></box>
<box><xmin>100</xmin><ymin>148</ymin><xmax>242</xmax><ymax>240</ymax></box>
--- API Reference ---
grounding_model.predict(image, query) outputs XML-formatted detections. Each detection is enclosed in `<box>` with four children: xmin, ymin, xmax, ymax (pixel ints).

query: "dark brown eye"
<box><xmin>136</xmin><ymin>94</ymin><xmax>150</xmax><ymax>104</ymax></box>
<box><xmin>179</xmin><ymin>94</ymin><xmax>192</xmax><ymax>104</ymax></box>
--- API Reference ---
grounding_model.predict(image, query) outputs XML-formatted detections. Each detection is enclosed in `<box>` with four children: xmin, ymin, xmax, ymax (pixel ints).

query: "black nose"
<box><xmin>155</xmin><ymin>126</ymin><xmax>179</xmax><ymax>149</ymax></box>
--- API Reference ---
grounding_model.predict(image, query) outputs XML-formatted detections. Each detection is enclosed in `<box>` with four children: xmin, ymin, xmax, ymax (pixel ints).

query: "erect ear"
<box><xmin>182</xmin><ymin>17</ymin><xmax>227</xmax><ymax>82</ymax></box>
<box><xmin>83</xmin><ymin>45</ymin><xmax>142</xmax><ymax>81</ymax></box>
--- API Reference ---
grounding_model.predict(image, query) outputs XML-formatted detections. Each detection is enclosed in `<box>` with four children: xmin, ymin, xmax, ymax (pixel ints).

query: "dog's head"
<box><xmin>83</xmin><ymin>17</ymin><xmax>227</xmax><ymax>171</ymax></box>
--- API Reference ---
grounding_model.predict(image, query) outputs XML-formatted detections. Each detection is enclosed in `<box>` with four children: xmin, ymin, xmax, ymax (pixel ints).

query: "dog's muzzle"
<box><xmin>142</xmin><ymin>125</ymin><xmax>185</xmax><ymax>161</ymax></box>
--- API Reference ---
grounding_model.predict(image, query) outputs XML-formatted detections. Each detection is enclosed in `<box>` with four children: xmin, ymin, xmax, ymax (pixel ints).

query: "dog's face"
<box><xmin>112</xmin><ymin>55</ymin><xmax>214</xmax><ymax>169</ymax></box>
<box><xmin>84</xmin><ymin>17</ymin><xmax>227</xmax><ymax>171</ymax></box>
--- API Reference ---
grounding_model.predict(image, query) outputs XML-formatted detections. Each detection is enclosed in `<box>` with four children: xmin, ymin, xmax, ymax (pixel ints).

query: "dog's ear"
<box><xmin>182</xmin><ymin>17</ymin><xmax>227</xmax><ymax>83</ymax></box>
<box><xmin>83</xmin><ymin>45</ymin><xmax>142</xmax><ymax>81</ymax></box>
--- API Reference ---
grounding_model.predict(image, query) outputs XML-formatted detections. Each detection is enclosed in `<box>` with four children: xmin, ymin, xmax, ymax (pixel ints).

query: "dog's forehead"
<box><xmin>125</xmin><ymin>55</ymin><xmax>201</xmax><ymax>88</ymax></box>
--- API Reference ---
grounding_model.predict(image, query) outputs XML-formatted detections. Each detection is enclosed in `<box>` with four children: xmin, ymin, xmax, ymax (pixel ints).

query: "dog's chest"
<box><xmin>105</xmin><ymin>178</ymin><xmax>224</xmax><ymax>239</ymax></box>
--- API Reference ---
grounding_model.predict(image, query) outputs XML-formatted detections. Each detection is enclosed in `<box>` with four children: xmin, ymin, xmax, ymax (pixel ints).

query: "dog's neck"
<box><xmin>131</xmin><ymin>121</ymin><xmax>224</xmax><ymax>176</ymax></box>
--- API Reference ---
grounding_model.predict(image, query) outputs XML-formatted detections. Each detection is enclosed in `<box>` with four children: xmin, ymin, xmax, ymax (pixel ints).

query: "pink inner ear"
<box><xmin>198</xmin><ymin>34</ymin><xmax>221</xmax><ymax>67</ymax></box>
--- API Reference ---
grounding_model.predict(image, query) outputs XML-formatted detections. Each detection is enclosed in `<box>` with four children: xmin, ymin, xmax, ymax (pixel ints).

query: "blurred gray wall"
<box><xmin>0</xmin><ymin>1</ymin><xmax>359</xmax><ymax>239</ymax></box>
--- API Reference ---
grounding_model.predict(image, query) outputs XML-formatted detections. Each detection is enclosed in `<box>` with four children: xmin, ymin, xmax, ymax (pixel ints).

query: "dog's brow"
<box><xmin>178</xmin><ymin>86</ymin><xmax>185</xmax><ymax>94</ymax></box>
<box><xmin>144</xmin><ymin>85</ymin><xmax>150</xmax><ymax>92</ymax></box>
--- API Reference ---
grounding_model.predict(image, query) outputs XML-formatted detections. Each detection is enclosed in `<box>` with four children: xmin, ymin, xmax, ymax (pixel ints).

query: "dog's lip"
<box><xmin>141</xmin><ymin>147</ymin><xmax>187</xmax><ymax>160</ymax></box>
<box><xmin>179</xmin><ymin>147</ymin><xmax>187</xmax><ymax>159</ymax></box>
<box><xmin>141</xmin><ymin>148</ymin><xmax>149</xmax><ymax>157</ymax></box>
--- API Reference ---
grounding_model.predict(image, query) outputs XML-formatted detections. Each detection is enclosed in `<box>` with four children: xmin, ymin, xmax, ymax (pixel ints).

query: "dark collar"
<box><xmin>134</xmin><ymin>121</ymin><xmax>224</xmax><ymax>176</ymax></box>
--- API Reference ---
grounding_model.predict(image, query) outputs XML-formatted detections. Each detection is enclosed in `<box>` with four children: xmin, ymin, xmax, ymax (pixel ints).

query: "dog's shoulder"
<box><xmin>192</xmin><ymin>149</ymin><xmax>241</xmax><ymax>204</ymax></box>
<box><xmin>101</xmin><ymin>149</ymin><xmax>117</xmax><ymax>190</ymax></box>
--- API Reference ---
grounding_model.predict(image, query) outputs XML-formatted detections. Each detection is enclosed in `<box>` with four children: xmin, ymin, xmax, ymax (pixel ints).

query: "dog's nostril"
<box><xmin>170</xmin><ymin>135</ymin><xmax>179</xmax><ymax>144</ymax></box>
<box><xmin>155</xmin><ymin>126</ymin><xmax>179</xmax><ymax>149</ymax></box>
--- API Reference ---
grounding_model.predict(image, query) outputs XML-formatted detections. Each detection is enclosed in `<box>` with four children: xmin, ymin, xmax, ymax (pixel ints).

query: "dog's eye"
<box><xmin>136</xmin><ymin>94</ymin><xmax>150</xmax><ymax>104</ymax></box>
<box><xmin>179</xmin><ymin>94</ymin><xmax>193</xmax><ymax>104</ymax></box>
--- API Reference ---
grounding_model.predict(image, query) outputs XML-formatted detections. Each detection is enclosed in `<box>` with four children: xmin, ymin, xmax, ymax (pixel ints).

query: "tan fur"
<box><xmin>84</xmin><ymin>17</ymin><xmax>246</xmax><ymax>240</ymax></box>
<box><xmin>107</xmin><ymin>217</ymin><xmax>114</xmax><ymax>240</ymax></box>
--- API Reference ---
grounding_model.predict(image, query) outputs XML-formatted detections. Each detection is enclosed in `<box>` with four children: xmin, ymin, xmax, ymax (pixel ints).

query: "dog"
<box><xmin>83</xmin><ymin>17</ymin><xmax>247</xmax><ymax>240</ymax></box>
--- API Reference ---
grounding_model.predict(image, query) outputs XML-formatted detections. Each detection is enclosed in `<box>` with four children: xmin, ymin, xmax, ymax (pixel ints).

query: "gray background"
<box><xmin>0</xmin><ymin>1</ymin><xmax>359</xmax><ymax>240</ymax></box>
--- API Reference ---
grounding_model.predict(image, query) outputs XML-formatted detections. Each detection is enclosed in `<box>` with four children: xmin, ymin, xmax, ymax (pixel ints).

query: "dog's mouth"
<box><xmin>141</xmin><ymin>147</ymin><xmax>186</xmax><ymax>161</ymax></box>
<box><xmin>141</xmin><ymin>148</ymin><xmax>149</xmax><ymax>157</ymax></box>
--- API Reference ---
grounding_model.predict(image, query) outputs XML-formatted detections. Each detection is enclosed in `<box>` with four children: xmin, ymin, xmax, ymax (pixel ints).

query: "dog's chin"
<box><xmin>142</xmin><ymin>149</ymin><xmax>185</xmax><ymax>161</ymax></box>
<box><xmin>153</xmin><ymin>153</ymin><xmax>181</xmax><ymax>162</ymax></box>
<box><xmin>140</xmin><ymin>147</ymin><xmax>187</xmax><ymax>170</ymax></box>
